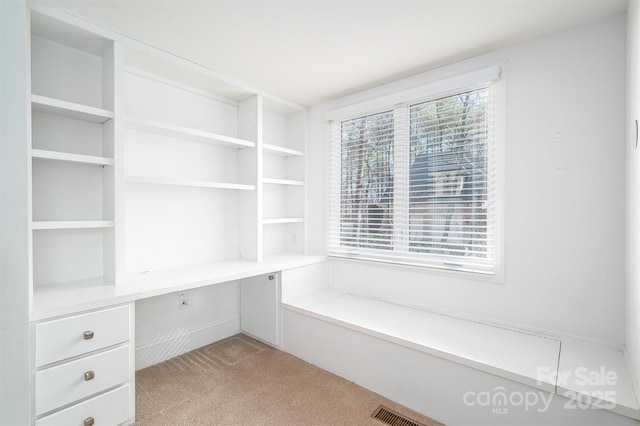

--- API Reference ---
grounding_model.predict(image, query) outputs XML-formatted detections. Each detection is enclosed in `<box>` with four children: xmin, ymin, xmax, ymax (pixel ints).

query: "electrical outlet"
<box><xmin>178</xmin><ymin>292</ymin><xmax>189</xmax><ymax>310</ymax></box>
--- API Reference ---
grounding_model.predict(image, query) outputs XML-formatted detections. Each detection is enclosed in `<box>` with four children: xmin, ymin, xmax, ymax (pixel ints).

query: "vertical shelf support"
<box><xmin>238</xmin><ymin>95</ymin><xmax>263</xmax><ymax>261</ymax></box>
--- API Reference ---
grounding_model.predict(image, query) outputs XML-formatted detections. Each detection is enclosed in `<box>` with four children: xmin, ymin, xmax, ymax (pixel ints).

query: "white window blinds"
<box><xmin>328</xmin><ymin>75</ymin><xmax>499</xmax><ymax>274</ymax></box>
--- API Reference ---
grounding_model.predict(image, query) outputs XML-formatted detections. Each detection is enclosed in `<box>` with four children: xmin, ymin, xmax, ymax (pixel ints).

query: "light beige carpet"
<box><xmin>134</xmin><ymin>334</ymin><xmax>443</xmax><ymax>426</ymax></box>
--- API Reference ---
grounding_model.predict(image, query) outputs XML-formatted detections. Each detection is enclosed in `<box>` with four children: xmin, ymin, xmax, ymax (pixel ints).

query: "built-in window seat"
<box><xmin>282</xmin><ymin>287</ymin><xmax>640</xmax><ymax>421</ymax></box>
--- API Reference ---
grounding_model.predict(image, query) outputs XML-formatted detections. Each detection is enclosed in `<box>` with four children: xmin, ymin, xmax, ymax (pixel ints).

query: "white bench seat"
<box><xmin>282</xmin><ymin>289</ymin><xmax>640</xmax><ymax>420</ymax></box>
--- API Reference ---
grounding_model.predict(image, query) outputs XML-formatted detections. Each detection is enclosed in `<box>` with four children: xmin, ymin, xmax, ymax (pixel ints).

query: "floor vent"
<box><xmin>371</xmin><ymin>405</ymin><xmax>426</xmax><ymax>426</ymax></box>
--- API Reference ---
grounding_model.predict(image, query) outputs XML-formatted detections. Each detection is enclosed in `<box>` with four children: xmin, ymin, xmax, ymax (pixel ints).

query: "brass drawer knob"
<box><xmin>83</xmin><ymin>330</ymin><xmax>94</xmax><ymax>340</ymax></box>
<box><xmin>84</xmin><ymin>417</ymin><xmax>95</xmax><ymax>426</ymax></box>
<box><xmin>84</xmin><ymin>370</ymin><xmax>95</xmax><ymax>381</ymax></box>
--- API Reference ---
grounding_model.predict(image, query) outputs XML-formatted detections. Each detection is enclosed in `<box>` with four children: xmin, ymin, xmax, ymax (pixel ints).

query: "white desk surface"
<box><xmin>32</xmin><ymin>254</ymin><xmax>325</xmax><ymax>321</ymax></box>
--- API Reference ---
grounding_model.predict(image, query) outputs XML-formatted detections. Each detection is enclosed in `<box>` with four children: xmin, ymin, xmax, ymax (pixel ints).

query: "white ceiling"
<box><xmin>38</xmin><ymin>0</ymin><xmax>627</xmax><ymax>106</ymax></box>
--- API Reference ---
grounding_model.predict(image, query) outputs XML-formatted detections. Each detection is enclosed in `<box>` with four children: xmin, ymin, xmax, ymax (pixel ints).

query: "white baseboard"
<box><xmin>135</xmin><ymin>317</ymin><xmax>240</xmax><ymax>370</ymax></box>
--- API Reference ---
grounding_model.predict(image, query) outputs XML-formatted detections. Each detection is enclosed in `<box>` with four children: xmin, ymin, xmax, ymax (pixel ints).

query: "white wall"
<box><xmin>627</xmin><ymin>0</ymin><xmax>640</xmax><ymax>393</ymax></box>
<box><xmin>135</xmin><ymin>281</ymin><xmax>240</xmax><ymax>370</ymax></box>
<box><xmin>307</xmin><ymin>14</ymin><xmax>626</xmax><ymax>344</ymax></box>
<box><xmin>0</xmin><ymin>1</ymin><xmax>31</xmax><ymax>424</ymax></box>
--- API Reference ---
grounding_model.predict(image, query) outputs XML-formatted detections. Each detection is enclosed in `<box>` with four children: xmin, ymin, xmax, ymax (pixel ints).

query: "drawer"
<box><xmin>36</xmin><ymin>305</ymin><xmax>130</xmax><ymax>367</ymax></box>
<box><xmin>36</xmin><ymin>345</ymin><xmax>130</xmax><ymax>416</ymax></box>
<box><xmin>36</xmin><ymin>384</ymin><xmax>131</xmax><ymax>426</ymax></box>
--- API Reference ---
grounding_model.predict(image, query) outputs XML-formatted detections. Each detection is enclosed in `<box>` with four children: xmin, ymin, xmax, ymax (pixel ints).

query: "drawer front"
<box><xmin>36</xmin><ymin>384</ymin><xmax>131</xmax><ymax>426</ymax></box>
<box><xmin>36</xmin><ymin>305</ymin><xmax>130</xmax><ymax>367</ymax></box>
<box><xmin>36</xmin><ymin>345</ymin><xmax>130</xmax><ymax>416</ymax></box>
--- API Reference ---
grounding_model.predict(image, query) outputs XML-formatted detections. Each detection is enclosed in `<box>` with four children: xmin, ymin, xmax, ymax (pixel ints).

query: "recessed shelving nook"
<box><xmin>28</xmin><ymin>4</ymin><xmax>309</xmax><ymax>316</ymax></box>
<box><xmin>262</xmin><ymin>99</ymin><xmax>307</xmax><ymax>257</ymax></box>
<box><xmin>30</xmin><ymin>10</ymin><xmax>118</xmax><ymax>289</ymax></box>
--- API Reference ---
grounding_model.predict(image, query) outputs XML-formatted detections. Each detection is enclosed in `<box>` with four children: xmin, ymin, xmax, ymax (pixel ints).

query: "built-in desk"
<box><xmin>32</xmin><ymin>254</ymin><xmax>326</xmax><ymax>321</ymax></box>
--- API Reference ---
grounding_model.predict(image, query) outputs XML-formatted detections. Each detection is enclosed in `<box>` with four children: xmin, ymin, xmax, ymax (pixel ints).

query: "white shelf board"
<box><xmin>32</xmin><ymin>94</ymin><xmax>113</xmax><ymax>123</ymax></box>
<box><xmin>32</xmin><ymin>149</ymin><xmax>114</xmax><ymax>166</ymax></box>
<box><xmin>125</xmin><ymin>176</ymin><xmax>256</xmax><ymax>191</ymax></box>
<box><xmin>125</xmin><ymin>116</ymin><xmax>255</xmax><ymax>149</ymax></box>
<box><xmin>263</xmin><ymin>143</ymin><xmax>304</xmax><ymax>157</ymax></box>
<box><xmin>283</xmin><ymin>290</ymin><xmax>560</xmax><ymax>393</ymax></box>
<box><xmin>32</xmin><ymin>220</ymin><xmax>114</xmax><ymax>230</ymax></box>
<box><xmin>263</xmin><ymin>178</ymin><xmax>304</xmax><ymax>186</ymax></box>
<box><xmin>31</xmin><ymin>254</ymin><xmax>326</xmax><ymax>321</ymax></box>
<box><xmin>263</xmin><ymin>218</ymin><xmax>304</xmax><ymax>224</ymax></box>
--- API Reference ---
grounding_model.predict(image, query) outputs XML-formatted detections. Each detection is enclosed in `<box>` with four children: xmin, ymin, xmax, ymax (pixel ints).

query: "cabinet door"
<box><xmin>240</xmin><ymin>273</ymin><xmax>279</xmax><ymax>346</ymax></box>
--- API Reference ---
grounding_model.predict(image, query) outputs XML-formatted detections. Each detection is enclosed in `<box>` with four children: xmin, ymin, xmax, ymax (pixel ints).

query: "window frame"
<box><xmin>326</xmin><ymin>65</ymin><xmax>505</xmax><ymax>280</ymax></box>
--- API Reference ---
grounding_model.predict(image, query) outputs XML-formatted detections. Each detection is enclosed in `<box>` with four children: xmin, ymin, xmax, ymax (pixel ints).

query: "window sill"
<box><xmin>327</xmin><ymin>255</ymin><xmax>504</xmax><ymax>284</ymax></box>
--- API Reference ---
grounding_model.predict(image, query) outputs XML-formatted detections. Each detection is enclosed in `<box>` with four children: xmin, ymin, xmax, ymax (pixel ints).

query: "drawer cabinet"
<box><xmin>35</xmin><ymin>385</ymin><xmax>131</xmax><ymax>426</ymax></box>
<box><xmin>36</xmin><ymin>345</ymin><xmax>130</xmax><ymax>415</ymax></box>
<box><xmin>34</xmin><ymin>304</ymin><xmax>134</xmax><ymax>425</ymax></box>
<box><xmin>35</xmin><ymin>305</ymin><xmax>130</xmax><ymax>367</ymax></box>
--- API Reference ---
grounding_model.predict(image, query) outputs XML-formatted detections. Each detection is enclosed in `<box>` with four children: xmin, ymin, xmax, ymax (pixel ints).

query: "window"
<box><xmin>328</xmin><ymin>68</ymin><xmax>501</xmax><ymax>274</ymax></box>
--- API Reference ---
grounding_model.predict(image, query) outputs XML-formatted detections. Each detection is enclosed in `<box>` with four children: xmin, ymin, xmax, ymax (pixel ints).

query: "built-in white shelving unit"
<box><xmin>30</xmin><ymin>10</ymin><xmax>119</xmax><ymax>291</ymax></box>
<box><xmin>27</xmin><ymin>3</ymin><xmax>307</xmax><ymax>307</ymax></box>
<box><xmin>22</xmin><ymin>5</ymin><xmax>303</xmax><ymax>426</ymax></box>
<box><xmin>261</xmin><ymin>99</ymin><xmax>307</xmax><ymax>256</ymax></box>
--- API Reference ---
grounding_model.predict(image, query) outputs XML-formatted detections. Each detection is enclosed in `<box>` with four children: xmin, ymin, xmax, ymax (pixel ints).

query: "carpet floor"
<box><xmin>134</xmin><ymin>334</ymin><xmax>443</xmax><ymax>426</ymax></box>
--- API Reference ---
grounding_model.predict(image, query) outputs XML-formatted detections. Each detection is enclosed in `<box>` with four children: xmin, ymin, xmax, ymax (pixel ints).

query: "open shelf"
<box><xmin>125</xmin><ymin>116</ymin><xmax>255</xmax><ymax>149</ymax></box>
<box><xmin>31</xmin><ymin>94</ymin><xmax>113</xmax><ymax>123</ymax></box>
<box><xmin>263</xmin><ymin>218</ymin><xmax>304</xmax><ymax>224</ymax></box>
<box><xmin>32</xmin><ymin>220</ymin><xmax>115</xmax><ymax>230</ymax></box>
<box><xmin>126</xmin><ymin>175</ymin><xmax>256</xmax><ymax>191</ymax></box>
<box><xmin>263</xmin><ymin>143</ymin><xmax>304</xmax><ymax>157</ymax></box>
<box><xmin>32</xmin><ymin>149</ymin><xmax>114</xmax><ymax>166</ymax></box>
<box><xmin>263</xmin><ymin>178</ymin><xmax>304</xmax><ymax>186</ymax></box>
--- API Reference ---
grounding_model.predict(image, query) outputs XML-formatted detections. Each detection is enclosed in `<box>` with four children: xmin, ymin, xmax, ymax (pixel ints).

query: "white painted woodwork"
<box><xmin>263</xmin><ymin>143</ymin><xmax>304</xmax><ymax>157</ymax></box>
<box><xmin>32</xmin><ymin>220</ymin><xmax>114</xmax><ymax>230</ymax></box>
<box><xmin>32</xmin><ymin>255</ymin><xmax>325</xmax><ymax>321</ymax></box>
<box><xmin>32</xmin><ymin>229</ymin><xmax>105</xmax><ymax>286</ymax></box>
<box><xmin>262</xmin><ymin>218</ymin><xmax>304</xmax><ymax>224</ymax></box>
<box><xmin>32</xmin><ymin>111</ymin><xmax>104</xmax><ymax>157</ymax></box>
<box><xmin>283</xmin><ymin>289</ymin><xmax>560</xmax><ymax>392</ymax></box>
<box><xmin>135</xmin><ymin>282</ymin><xmax>240</xmax><ymax>370</ymax></box>
<box><xmin>280</xmin><ymin>261</ymin><xmax>640</xmax><ymax>421</ymax></box>
<box><xmin>125</xmin><ymin>175</ymin><xmax>255</xmax><ymax>191</ymax></box>
<box><xmin>35</xmin><ymin>304</ymin><xmax>130</xmax><ymax>367</ymax></box>
<box><xmin>240</xmin><ymin>273</ymin><xmax>280</xmax><ymax>346</ymax></box>
<box><xmin>237</xmin><ymin>95</ymin><xmax>261</xmax><ymax>261</ymax></box>
<box><xmin>32</xmin><ymin>95</ymin><xmax>113</xmax><ymax>123</ymax></box>
<box><xmin>124</xmin><ymin>71</ymin><xmax>239</xmax><ymax>138</ymax></box>
<box><xmin>282</xmin><ymin>309</ymin><xmax>638</xmax><ymax>426</ymax></box>
<box><xmin>262</xmin><ymin>178</ymin><xmax>304</xmax><ymax>186</ymax></box>
<box><xmin>557</xmin><ymin>339</ymin><xmax>640</xmax><ymax>419</ymax></box>
<box><xmin>125</xmin><ymin>116</ymin><xmax>254</xmax><ymax>149</ymax></box>
<box><xmin>30</xmin><ymin>31</ymin><xmax>104</xmax><ymax>109</ymax></box>
<box><xmin>626</xmin><ymin>0</ymin><xmax>640</xmax><ymax>396</ymax></box>
<box><xmin>32</xmin><ymin>149</ymin><xmax>114</xmax><ymax>166</ymax></box>
<box><xmin>32</xmin><ymin>160</ymin><xmax>105</xmax><ymax>221</ymax></box>
<box><xmin>35</xmin><ymin>344</ymin><xmax>130</xmax><ymax>415</ymax></box>
<box><xmin>35</xmin><ymin>384</ymin><xmax>130</xmax><ymax>426</ymax></box>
